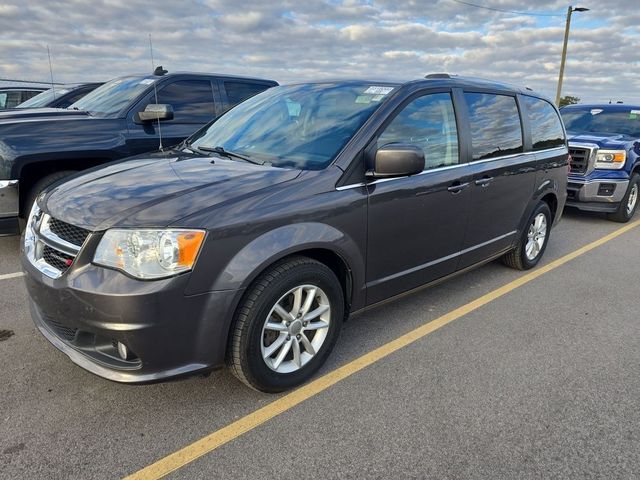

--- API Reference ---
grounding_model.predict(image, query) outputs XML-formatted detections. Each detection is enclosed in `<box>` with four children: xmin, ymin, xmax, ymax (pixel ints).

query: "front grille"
<box><xmin>48</xmin><ymin>217</ymin><xmax>90</xmax><ymax>247</ymax></box>
<box><xmin>42</xmin><ymin>245</ymin><xmax>74</xmax><ymax>273</ymax></box>
<box><xmin>568</xmin><ymin>147</ymin><xmax>589</xmax><ymax>174</ymax></box>
<box><xmin>43</xmin><ymin>316</ymin><xmax>78</xmax><ymax>341</ymax></box>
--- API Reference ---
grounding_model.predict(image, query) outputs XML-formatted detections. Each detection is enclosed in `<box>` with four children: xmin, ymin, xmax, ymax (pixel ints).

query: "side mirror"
<box><xmin>367</xmin><ymin>144</ymin><xmax>425</xmax><ymax>178</ymax></box>
<box><xmin>138</xmin><ymin>104</ymin><xmax>174</xmax><ymax>122</ymax></box>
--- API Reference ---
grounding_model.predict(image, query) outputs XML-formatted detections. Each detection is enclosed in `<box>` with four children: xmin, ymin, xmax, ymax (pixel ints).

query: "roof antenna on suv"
<box><xmin>148</xmin><ymin>34</ymin><xmax>164</xmax><ymax>151</ymax></box>
<box><xmin>46</xmin><ymin>45</ymin><xmax>56</xmax><ymax>100</ymax></box>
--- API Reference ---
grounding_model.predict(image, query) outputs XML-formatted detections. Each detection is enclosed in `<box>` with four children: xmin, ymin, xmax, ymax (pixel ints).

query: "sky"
<box><xmin>1</xmin><ymin>0</ymin><xmax>639</xmax><ymax>104</ymax></box>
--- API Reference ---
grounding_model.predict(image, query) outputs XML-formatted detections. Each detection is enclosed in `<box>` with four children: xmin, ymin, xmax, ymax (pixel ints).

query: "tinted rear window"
<box><xmin>465</xmin><ymin>93</ymin><xmax>523</xmax><ymax>161</ymax></box>
<box><xmin>522</xmin><ymin>96</ymin><xmax>565</xmax><ymax>150</ymax></box>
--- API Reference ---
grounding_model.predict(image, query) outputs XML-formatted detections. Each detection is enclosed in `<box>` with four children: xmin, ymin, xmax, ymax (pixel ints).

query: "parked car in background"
<box><xmin>0</xmin><ymin>86</ymin><xmax>47</xmax><ymax>109</ymax></box>
<box><xmin>22</xmin><ymin>75</ymin><xmax>568</xmax><ymax>392</ymax></box>
<box><xmin>15</xmin><ymin>83</ymin><xmax>103</xmax><ymax>109</ymax></box>
<box><xmin>561</xmin><ymin>104</ymin><xmax>640</xmax><ymax>222</ymax></box>
<box><xmin>0</xmin><ymin>69</ymin><xmax>277</xmax><ymax>235</ymax></box>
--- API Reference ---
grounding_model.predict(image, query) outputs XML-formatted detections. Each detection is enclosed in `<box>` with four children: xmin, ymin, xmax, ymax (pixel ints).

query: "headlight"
<box><xmin>594</xmin><ymin>149</ymin><xmax>626</xmax><ymax>170</ymax></box>
<box><xmin>94</xmin><ymin>229</ymin><xmax>206</xmax><ymax>279</ymax></box>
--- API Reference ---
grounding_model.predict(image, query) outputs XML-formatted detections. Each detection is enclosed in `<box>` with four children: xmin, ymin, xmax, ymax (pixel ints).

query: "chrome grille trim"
<box><xmin>39</xmin><ymin>214</ymin><xmax>83</xmax><ymax>255</ymax></box>
<box><xmin>568</xmin><ymin>142</ymin><xmax>598</xmax><ymax>176</ymax></box>
<box><xmin>24</xmin><ymin>207</ymin><xmax>91</xmax><ymax>279</ymax></box>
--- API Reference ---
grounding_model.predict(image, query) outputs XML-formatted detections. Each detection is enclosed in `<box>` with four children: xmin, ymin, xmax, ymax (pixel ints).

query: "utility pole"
<box><xmin>556</xmin><ymin>6</ymin><xmax>589</xmax><ymax>106</ymax></box>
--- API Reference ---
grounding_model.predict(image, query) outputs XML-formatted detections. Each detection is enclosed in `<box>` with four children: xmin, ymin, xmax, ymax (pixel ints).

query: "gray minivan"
<box><xmin>22</xmin><ymin>75</ymin><xmax>568</xmax><ymax>392</ymax></box>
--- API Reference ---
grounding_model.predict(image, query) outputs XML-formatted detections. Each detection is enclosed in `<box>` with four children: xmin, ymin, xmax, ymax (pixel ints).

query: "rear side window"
<box><xmin>377</xmin><ymin>92</ymin><xmax>459</xmax><ymax>170</ymax></box>
<box><xmin>225</xmin><ymin>82</ymin><xmax>272</xmax><ymax>106</ymax></box>
<box><xmin>522</xmin><ymin>96</ymin><xmax>566</xmax><ymax>150</ymax></box>
<box><xmin>155</xmin><ymin>80</ymin><xmax>215</xmax><ymax>123</ymax></box>
<box><xmin>465</xmin><ymin>93</ymin><xmax>523</xmax><ymax>161</ymax></box>
<box><xmin>0</xmin><ymin>91</ymin><xmax>25</xmax><ymax>109</ymax></box>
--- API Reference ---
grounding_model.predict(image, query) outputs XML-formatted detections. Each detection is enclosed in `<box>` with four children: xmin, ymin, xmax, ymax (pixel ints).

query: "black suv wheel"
<box><xmin>608</xmin><ymin>173</ymin><xmax>639</xmax><ymax>223</ymax></box>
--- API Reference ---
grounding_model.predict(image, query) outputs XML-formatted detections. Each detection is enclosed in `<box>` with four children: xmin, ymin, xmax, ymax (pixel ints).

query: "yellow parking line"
<box><xmin>0</xmin><ymin>271</ymin><xmax>23</xmax><ymax>281</ymax></box>
<box><xmin>124</xmin><ymin>219</ymin><xmax>640</xmax><ymax>480</ymax></box>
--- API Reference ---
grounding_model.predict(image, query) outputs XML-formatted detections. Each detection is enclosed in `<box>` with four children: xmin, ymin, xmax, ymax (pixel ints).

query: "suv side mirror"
<box><xmin>367</xmin><ymin>144</ymin><xmax>425</xmax><ymax>178</ymax></box>
<box><xmin>138</xmin><ymin>104</ymin><xmax>174</xmax><ymax>122</ymax></box>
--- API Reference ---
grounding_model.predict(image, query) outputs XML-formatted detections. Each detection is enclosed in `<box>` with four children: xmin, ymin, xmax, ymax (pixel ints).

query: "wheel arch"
<box><xmin>540</xmin><ymin>191</ymin><xmax>559</xmax><ymax>223</ymax></box>
<box><xmin>206</xmin><ymin>222</ymin><xmax>365</xmax><ymax>311</ymax></box>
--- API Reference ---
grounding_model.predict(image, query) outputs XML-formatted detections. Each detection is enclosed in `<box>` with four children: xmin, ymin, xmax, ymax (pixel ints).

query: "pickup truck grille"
<box><xmin>568</xmin><ymin>147</ymin><xmax>590</xmax><ymax>174</ymax></box>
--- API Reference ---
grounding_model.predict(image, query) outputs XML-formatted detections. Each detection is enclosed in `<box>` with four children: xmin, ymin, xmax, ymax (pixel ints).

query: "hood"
<box><xmin>567</xmin><ymin>131</ymin><xmax>635</xmax><ymax>149</ymax></box>
<box><xmin>43</xmin><ymin>152</ymin><xmax>301</xmax><ymax>230</ymax></box>
<box><xmin>0</xmin><ymin>107</ymin><xmax>89</xmax><ymax>122</ymax></box>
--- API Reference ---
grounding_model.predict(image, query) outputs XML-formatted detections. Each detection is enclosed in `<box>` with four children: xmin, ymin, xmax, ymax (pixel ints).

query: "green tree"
<box><xmin>559</xmin><ymin>95</ymin><xmax>580</xmax><ymax>107</ymax></box>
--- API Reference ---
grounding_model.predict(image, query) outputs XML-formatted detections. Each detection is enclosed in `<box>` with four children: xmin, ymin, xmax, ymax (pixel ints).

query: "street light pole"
<box><xmin>556</xmin><ymin>6</ymin><xmax>589</xmax><ymax>106</ymax></box>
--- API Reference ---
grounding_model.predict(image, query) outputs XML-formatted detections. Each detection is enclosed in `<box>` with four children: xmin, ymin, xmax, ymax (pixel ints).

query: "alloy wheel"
<box><xmin>260</xmin><ymin>285</ymin><xmax>331</xmax><ymax>374</ymax></box>
<box><xmin>627</xmin><ymin>183</ymin><xmax>638</xmax><ymax>216</ymax></box>
<box><xmin>525</xmin><ymin>213</ymin><xmax>547</xmax><ymax>261</ymax></box>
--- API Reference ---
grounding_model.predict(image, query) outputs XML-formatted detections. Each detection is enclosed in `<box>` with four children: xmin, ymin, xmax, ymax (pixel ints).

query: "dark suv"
<box><xmin>0</xmin><ymin>71</ymin><xmax>277</xmax><ymax>235</ymax></box>
<box><xmin>22</xmin><ymin>75</ymin><xmax>568</xmax><ymax>392</ymax></box>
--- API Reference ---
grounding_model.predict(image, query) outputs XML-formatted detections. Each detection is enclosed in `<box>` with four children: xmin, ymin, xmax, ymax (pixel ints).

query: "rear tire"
<box><xmin>228</xmin><ymin>256</ymin><xmax>344</xmax><ymax>393</ymax></box>
<box><xmin>502</xmin><ymin>202</ymin><xmax>552</xmax><ymax>271</ymax></box>
<box><xmin>607</xmin><ymin>173</ymin><xmax>639</xmax><ymax>223</ymax></box>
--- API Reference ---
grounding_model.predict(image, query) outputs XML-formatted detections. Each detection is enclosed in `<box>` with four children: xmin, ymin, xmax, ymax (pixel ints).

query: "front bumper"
<box><xmin>22</xmin><ymin>251</ymin><xmax>242</xmax><ymax>383</ymax></box>
<box><xmin>0</xmin><ymin>180</ymin><xmax>19</xmax><ymax>235</ymax></box>
<box><xmin>566</xmin><ymin>177</ymin><xmax>629</xmax><ymax>213</ymax></box>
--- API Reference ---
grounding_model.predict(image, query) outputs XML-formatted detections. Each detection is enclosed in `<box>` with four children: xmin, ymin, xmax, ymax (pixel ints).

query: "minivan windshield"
<box><xmin>18</xmin><ymin>88</ymin><xmax>70</xmax><ymax>108</ymax></box>
<box><xmin>189</xmin><ymin>82</ymin><xmax>395</xmax><ymax>170</ymax></box>
<box><xmin>70</xmin><ymin>76</ymin><xmax>154</xmax><ymax>116</ymax></box>
<box><xmin>561</xmin><ymin>107</ymin><xmax>640</xmax><ymax>138</ymax></box>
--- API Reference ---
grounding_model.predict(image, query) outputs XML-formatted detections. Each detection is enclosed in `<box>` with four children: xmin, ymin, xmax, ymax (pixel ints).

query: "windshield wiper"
<box><xmin>198</xmin><ymin>145</ymin><xmax>265</xmax><ymax>165</ymax></box>
<box><xmin>182</xmin><ymin>139</ymin><xmax>212</xmax><ymax>156</ymax></box>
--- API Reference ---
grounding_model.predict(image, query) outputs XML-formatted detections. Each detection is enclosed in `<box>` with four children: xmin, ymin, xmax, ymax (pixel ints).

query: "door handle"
<box><xmin>474</xmin><ymin>176</ymin><xmax>494</xmax><ymax>187</ymax></box>
<box><xmin>447</xmin><ymin>181</ymin><xmax>470</xmax><ymax>194</ymax></box>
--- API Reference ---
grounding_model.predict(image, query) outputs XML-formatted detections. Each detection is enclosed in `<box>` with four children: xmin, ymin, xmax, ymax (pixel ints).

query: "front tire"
<box><xmin>228</xmin><ymin>256</ymin><xmax>344</xmax><ymax>393</ymax></box>
<box><xmin>607</xmin><ymin>173</ymin><xmax>639</xmax><ymax>223</ymax></box>
<box><xmin>19</xmin><ymin>170</ymin><xmax>76</xmax><ymax>231</ymax></box>
<box><xmin>502</xmin><ymin>202</ymin><xmax>552</xmax><ymax>271</ymax></box>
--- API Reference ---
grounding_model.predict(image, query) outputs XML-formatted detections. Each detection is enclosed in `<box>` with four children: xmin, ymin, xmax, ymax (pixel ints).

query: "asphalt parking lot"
<box><xmin>1</xmin><ymin>209</ymin><xmax>639</xmax><ymax>479</ymax></box>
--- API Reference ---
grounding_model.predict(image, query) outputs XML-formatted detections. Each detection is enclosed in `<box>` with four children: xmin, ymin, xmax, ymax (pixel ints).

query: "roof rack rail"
<box><xmin>424</xmin><ymin>73</ymin><xmax>451</xmax><ymax>79</ymax></box>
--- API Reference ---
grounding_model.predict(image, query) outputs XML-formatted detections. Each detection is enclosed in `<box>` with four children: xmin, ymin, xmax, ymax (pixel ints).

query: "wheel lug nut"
<box><xmin>296</xmin><ymin>334</ymin><xmax>301</xmax><ymax>339</ymax></box>
<box><xmin>286</xmin><ymin>335</ymin><xmax>290</xmax><ymax>340</ymax></box>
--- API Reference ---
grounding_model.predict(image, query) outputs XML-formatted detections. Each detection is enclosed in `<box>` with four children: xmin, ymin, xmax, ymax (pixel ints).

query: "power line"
<box><xmin>451</xmin><ymin>0</ymin><xmax>563</xmax><ymax>17</ymax></box>
<box><xmin>0</xmin><ymin>77</ymin><xmax>65</xmax><ymax>85</ymax></box>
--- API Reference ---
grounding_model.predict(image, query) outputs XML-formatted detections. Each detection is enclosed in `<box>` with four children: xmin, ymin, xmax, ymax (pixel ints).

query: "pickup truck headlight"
<box><xmin>94</xmin><ymin>229</ymin><xmax>206</xmax><ymax>279</ymax></box>
<box><xmin>594</xmin><ymin>150</ymin><xmax>626</xmax><ymax>170</ymax></box>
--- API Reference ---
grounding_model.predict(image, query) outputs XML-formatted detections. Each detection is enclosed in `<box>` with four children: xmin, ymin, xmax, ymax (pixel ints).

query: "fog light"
<box><xmin>117</xmin><ymin>342</ymin><xmax>131</xmax><ymax>360</ymax></box>
<box><xmin>597</xmin><ymin>183</ymin><xmax>616</xmax><ymax>196</ymax></box>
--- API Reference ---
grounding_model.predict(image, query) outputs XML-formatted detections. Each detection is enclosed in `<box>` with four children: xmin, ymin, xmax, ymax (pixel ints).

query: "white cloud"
<box><xmin>0</xmin><ymin>0</ymin><xmax>638</xmax><ymax>103</ymax></box>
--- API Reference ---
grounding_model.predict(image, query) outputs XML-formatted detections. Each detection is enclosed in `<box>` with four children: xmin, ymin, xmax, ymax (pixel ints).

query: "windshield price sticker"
<box><xmin>139</xmin><ymin>79</ymin><xmax>156</xmax><ymax>85</ymax></box>
<box><xmin>364</xmin><ymin>86</ymin><xmax>394</xmax><ymax>95</ymax></box>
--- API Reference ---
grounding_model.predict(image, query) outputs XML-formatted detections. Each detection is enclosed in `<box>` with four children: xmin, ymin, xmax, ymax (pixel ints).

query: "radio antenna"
<box><xmin>47</xmin><ymin>45</ymin><xmax>56</xmax><ymax>99</ymax></box>
<box><xmin>149</xmin><ymin>34</ymin><xmax>163</xmax><ymax>151</ymax></box>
